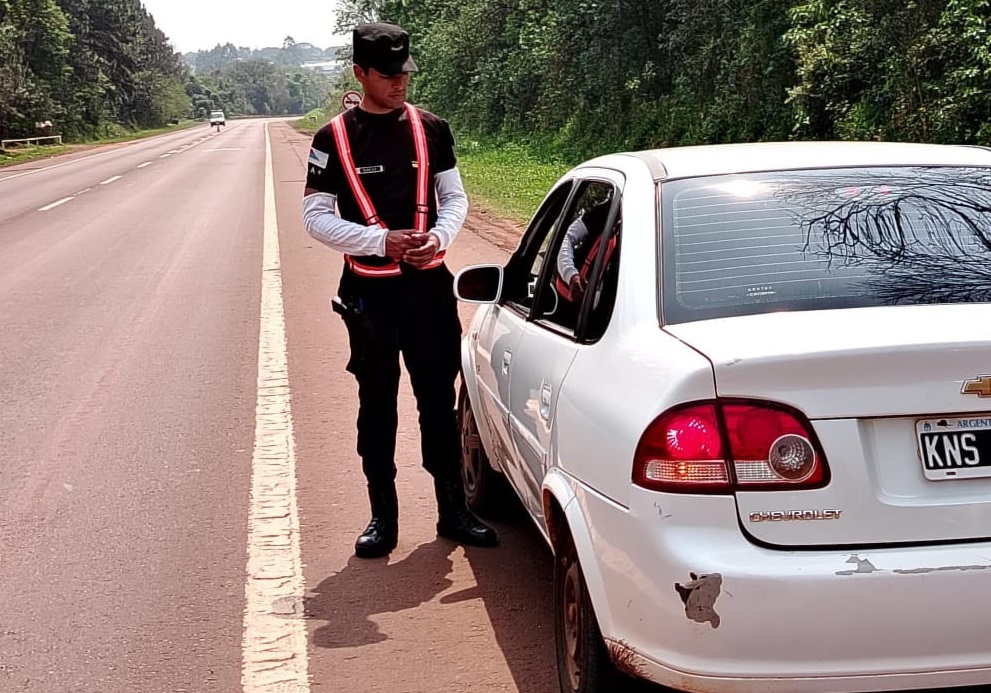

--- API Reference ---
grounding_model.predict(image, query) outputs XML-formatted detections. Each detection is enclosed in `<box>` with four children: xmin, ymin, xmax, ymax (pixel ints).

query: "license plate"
<box><xmin>917</xmin><ymin>415</ymin><xmax>991</xmax><ymax>480</ymax></box>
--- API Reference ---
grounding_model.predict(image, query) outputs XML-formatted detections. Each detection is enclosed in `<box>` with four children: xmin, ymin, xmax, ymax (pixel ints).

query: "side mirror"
<box><xmin>453</xmin><ymin>265</ymin><xmax>503</xmax><ymax>303</ymax></box>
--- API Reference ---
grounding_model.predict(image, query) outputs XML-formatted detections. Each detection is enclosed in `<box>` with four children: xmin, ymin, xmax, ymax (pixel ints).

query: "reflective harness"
<box><xmin>329</xmin><ymin>103</ymin><xmax>444</xmax><ymax>277</ymax></box>
<box><xmin>555</xmin><ymin>233</ymin><xmax>618</xmax><ymax>302</ymax></box>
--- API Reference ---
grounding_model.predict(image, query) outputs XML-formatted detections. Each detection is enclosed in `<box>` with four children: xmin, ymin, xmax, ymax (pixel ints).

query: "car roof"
<box><xmin>583</xmin><ymin>141</ymin><xmax>991</xmax><ymax>181</ymax></box>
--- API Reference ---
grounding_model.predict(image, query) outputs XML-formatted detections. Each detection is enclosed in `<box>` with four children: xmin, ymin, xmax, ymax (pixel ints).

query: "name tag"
<box><xmin>357</xmin><ymin>165</ymin><xmax>384</xmax><ymax>175</ymax></box>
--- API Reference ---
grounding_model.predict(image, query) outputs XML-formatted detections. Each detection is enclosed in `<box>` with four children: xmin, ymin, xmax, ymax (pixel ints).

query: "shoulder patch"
<box><xmin>308</xmin><ymin>148</ymin><xmax>330</xmax><ymax>169</ymax></box>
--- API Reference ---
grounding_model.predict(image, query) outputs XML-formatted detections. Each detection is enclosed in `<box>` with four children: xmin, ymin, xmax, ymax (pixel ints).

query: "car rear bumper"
<box><xmin>577</xmin><ymin>484</ymin><xmax>991</xmax><ymax>692</ymax></box>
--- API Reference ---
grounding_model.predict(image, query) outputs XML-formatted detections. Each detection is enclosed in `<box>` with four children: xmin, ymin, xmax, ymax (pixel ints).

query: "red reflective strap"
<box><xmin>329</xmin><ymin>114</ymin><xmax>380</xmax><ymax>228</ymax></box>
<box><xmin>406</xmin><ymin>104</ymin><xmax>430</xmax><ymax>234</ymax></box>
<box><xmin>345</xmin><ymin>258</ymin><xmax>402</xmax><ymax>277</ymax></box>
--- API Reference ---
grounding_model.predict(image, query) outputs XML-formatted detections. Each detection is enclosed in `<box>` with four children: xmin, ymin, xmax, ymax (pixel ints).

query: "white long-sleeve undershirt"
<box><xmin>301</xmin><ymin>167</ymin><xmax>469</xmax><ymax>256</ymax></box>
<box><xmin>556</xmin><ymin>217</ymin><xmax>590</xmax><ymax>284</ymax></box>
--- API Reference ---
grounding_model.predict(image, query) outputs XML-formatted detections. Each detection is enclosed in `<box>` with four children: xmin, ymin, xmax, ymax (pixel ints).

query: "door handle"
<box><xmin>539</xmin><ymin>383</ymin><xmax>552</xmax><ymax>420</ymax></box>
<box><xmin>502</xmin><ymin>350</ymin><xmax>512</xmax><ymax>376</ymax></box>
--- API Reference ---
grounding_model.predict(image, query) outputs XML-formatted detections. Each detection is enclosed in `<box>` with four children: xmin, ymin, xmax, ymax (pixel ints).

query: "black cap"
<box><xmin>352</xmin><ymin>22</ymin><xmax>418</xmax><ymax>76</ymax></box>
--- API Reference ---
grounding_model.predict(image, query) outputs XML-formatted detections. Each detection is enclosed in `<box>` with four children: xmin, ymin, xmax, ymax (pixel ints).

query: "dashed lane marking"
<box><xmin>0</xmin><ymin>148</ymin><xmax>121</xmax><ymax>183</ymax></box>
<box><xmin>241</xmin><ymin>123</ymin><xmax>309</xmax><ymax>692</ymax></box>
<box><xmin>38</xmin><ymin>197</ymin><xmax>74</xmax><ymax>211</ymax></box>
<box><xmin>137</xmin><ymin>162</ymin><xmax>153</xmax><ymax>168</ymax></box>
<box><xmin>99</xmin><ymin>175</ymin><xmax>122</xmax><ymax>185</ymax></box>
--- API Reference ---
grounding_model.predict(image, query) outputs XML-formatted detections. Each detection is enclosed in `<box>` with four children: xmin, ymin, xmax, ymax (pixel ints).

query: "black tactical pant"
<box><xmin>337</xmin><ymin>264</ymin><xmax>462</xmax><ymax>489</ymax></box>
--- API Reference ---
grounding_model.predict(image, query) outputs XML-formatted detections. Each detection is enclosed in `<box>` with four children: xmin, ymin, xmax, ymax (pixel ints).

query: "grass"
<box><xmin>457</xmin><ymin>140</ymin><xmax>571</xmax><ymax>224</ymax></box>
<box><xmin>293</xmin><ymin>108</ymin><xmax>328</xmax><ymax>135</ymax></box>
<box><xmin>0</xmin><ymin>144</ymin><xmax>73</xmax><ymax>167</ymax></box>
<box><xmin>0</xmin><ymin>120</ymin><xmax>201</xmax><ymax>168</ymax></box>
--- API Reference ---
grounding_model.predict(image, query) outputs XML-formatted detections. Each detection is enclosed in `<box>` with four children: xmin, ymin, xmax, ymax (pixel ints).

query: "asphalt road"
<box><xmin>0</xmin><ymin>119</ymin><xmax>559</xmax><ymax>693</ymax></box>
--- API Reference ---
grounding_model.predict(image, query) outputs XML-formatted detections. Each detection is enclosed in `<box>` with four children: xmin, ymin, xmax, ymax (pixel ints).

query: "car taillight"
<box><xmin>633</xmin><ymin>400</ymin><xmax>828</xmax><ymax>493</ymax></box>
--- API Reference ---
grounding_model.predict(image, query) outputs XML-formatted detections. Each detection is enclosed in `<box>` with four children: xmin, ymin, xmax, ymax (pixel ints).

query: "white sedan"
<box><xmin>454</xmin><ymin>141</ymin><xmax>991</xmax><ymax>693</ymax></box>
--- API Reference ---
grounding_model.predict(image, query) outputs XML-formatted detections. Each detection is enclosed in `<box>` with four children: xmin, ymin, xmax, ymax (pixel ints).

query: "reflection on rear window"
<box><xmin>661</xmin><ymin>167</ymin><xmax>991</xmax><ymax>323</ymax></box>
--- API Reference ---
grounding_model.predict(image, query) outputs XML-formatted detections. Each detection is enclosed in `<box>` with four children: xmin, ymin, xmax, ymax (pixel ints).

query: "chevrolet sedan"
<box><xmin>454</xmin><ymin>141</ymin><xmax>991</xmax><ymax>693</ymax></box>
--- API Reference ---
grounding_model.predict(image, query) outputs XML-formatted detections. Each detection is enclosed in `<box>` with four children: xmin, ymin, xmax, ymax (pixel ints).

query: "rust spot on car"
<box><xmin>836</xmin><ymin>555</ymin><xmax>880</xmax><ymax>575</ymax></box>
<box><xmin>674</xmin><ymin>572</ymin><xmax>721</xmax><ymax>628</ymax></box>
<box><xmin>608</xmin><ymin>639</ymin><xmax>646</xmax><ymax>679</ymax></box>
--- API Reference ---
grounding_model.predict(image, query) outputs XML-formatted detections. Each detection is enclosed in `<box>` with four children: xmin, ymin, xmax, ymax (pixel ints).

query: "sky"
<box><xmin>140</xmin><ymin>0</ymin><xmax>348</xmax><ymax>54</ymax></box>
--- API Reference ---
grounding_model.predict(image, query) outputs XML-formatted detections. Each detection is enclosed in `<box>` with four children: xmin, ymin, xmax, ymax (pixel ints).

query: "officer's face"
<box><xmin>354</xmin><ymin>67</ymin><xmax>410</xmax><ymax>113</ymax></box>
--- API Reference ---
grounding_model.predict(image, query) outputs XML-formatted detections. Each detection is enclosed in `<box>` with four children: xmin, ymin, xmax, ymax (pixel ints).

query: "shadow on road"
<box><xmin>450</xmin><ymin>494</ymin><xmax>671</xmax><ymax>693</ymax></box>
<box><xmin>306</xmin><ymin>540</ymin><xmax>458</xmax><ymax>649</ymax></box>
<box><xmin>449</xmin><ymin>495</ymin><xmax>560</xmax><ymax>693</ymax></box>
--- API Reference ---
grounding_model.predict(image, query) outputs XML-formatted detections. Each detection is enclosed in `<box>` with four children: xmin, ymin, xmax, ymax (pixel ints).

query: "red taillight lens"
<box><xmin>633</xmin><ymin>400</ymin><xmax>828</xmax><ymax>493</ymax></box>
<box><xmin>633</xmin><ymin>404</ymin><xmax>731</xmax><ymax>492</ymax></box>
<box><xmin>723</xmin><ymin>404</ymin><xmax>824</xmax><ymax>486</ymax></box>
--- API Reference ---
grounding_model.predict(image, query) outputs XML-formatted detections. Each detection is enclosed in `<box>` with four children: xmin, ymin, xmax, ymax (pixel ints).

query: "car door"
<box><xmin>508</xmin><ymin>174</ymin><xmax>624</xmax><ymax>523</ymax></box>
<box><xmin>470</xmin><ymin>183</ymin><xmax>573</xmax><ymax>494</ymax></box>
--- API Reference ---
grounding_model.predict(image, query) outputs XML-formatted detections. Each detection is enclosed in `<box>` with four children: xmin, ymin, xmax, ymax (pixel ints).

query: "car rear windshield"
<box><xmin>660</xmin><ymin>166</ymin><xmax>991</xmax><ymax>324</ymax></box>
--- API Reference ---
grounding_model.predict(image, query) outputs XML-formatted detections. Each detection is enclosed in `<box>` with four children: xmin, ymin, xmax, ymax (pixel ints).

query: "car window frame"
<box><xmin>574</xmin><ymin>192</ymin><xmax>622</xmax><ymax>344</ymax></box>
<box><xmin>501</xmin><ymin>181</ymin><xmax>575</xmax><ymax>318</ymax></box>
<box><xmin>527</xmin><ymin>174</ymin><xmax>624</xmax><ymax>343</ymax></box>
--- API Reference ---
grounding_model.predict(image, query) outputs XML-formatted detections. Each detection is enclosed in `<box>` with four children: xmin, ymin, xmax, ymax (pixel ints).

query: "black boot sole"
<box><xmin>354</xmin><ymin>538</ymin><xmax>398</xmax><ymax>559</ymax></box>
<box><xmin>436</xmin><ymin>523</ymin><xmax>499</xmax><ymax>547</ymax></box>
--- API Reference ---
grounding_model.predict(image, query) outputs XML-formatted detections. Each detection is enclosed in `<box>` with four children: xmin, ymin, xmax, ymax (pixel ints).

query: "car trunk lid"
<box><xmin>666</xmin><ymin>304</ymin><xmax>991</xmax><ymax>547</ymax></box>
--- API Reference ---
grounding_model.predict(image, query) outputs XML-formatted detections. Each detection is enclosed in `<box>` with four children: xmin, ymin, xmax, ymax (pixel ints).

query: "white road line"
<box><xmin>241</xmin><ymin>124</ymin><xmax>309</xmax><ymax>692</ymax></box>
<box><xmin>99</xmin><ymin>175</ymin><xmax>122</xmax><ymax>185</ymax></box>
<box><xmin>75</xmin><ymin>188</ymin><xmax>92</xmax><ymax>195</ymax></box>
<box><xmin>159</xmin><ymin>154</ymin><xmax>171</xmax><ymax>159</ymax></box>
<box><xmin>137</xmin><ymin>162</ymin><xmax>153</xmax><ymax>168</ymax></box>
<box><xmin>38</xmin><ymin>197</ymin><xmax>74</xmax><ymax>211</ymax></box>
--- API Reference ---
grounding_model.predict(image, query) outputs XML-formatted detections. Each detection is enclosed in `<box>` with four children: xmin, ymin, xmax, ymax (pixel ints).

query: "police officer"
<box><xmin>301</xmin><ymin>22</ymin><xmax>498</xmax><ymax>558</ymax></box>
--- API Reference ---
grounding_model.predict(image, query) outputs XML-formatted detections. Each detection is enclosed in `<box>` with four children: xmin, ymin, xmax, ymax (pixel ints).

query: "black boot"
<box><xmin>434</xmin><ymin>476</ymin><xmax>498</xmax><ymax>547</ymax></box>
<box><xmin>354</xmin><ymin>484</ymin><xmax>399</xmax><ymax>559</ymax></box>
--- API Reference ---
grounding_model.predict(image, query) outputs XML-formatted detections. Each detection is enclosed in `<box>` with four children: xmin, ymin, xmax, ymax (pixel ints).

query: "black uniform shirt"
<box><xmin>305</xmin><ymin>106</ymin><xmax>457</xmax><ymax>235</ymax></box>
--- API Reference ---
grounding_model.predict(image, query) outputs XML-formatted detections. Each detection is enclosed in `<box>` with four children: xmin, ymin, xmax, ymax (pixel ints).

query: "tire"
<box><xmin>458</xmin><ymin>380</ymin><xmax>500</xmax><ymax>515</ymax></box>
<box><xmin>554</xmin><ymin>528</ymin><xmax>614</xmax><ymax>693</ymax></box>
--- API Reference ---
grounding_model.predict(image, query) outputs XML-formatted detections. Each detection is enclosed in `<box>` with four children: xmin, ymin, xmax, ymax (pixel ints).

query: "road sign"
<box><xmin>341</xmin><ymin>90</ymin><xmax>361</xmax><ymax>111</ymax></box>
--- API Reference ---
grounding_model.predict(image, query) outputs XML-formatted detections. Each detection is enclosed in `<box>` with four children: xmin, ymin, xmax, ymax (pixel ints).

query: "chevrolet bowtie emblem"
<box><xmin>962</xmin><ymin>375</ymin><xmax>991</xmax><ymax>398</ymax></box>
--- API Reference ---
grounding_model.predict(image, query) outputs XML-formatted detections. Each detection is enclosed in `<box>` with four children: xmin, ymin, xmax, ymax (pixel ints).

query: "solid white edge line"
<box><xmin>241</xmin><ymin>123</ymin><xmax>309</xmax><ymax>692</ymax></box>
<box><xmin>39</xmin><ymin>197</ymin><xmax>74</xmax><ymax>211</ymax></box>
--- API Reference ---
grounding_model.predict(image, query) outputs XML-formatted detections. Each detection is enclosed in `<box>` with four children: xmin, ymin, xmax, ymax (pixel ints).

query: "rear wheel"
<box><xmin>554</xmin><ymin>528</ymin><xmax>614</xmax><ymax>693</ymax></box>
<box><xmin>458</xmin><ymin>381</ymin><xmax>500</xmax><ymax>514</ymax></box>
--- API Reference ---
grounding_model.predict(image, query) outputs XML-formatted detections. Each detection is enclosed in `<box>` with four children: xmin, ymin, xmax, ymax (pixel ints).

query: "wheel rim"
<box><xmin>562</xmin><ymin>558</ymin><xmax>582</xmax><ymax>690</ymax></box>
<box><xmin>460</xmin><ymin>401</ymin><xmax>482</xmax><ymax>495</ymax></box>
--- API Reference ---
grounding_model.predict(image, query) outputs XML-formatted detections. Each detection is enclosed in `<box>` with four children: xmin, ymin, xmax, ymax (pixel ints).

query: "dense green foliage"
<box><xmin>184</xmin><ymin>38</ymin><xmax>337</xmax><ymax>119</ymax></box>
<box><xmin>0</xmin><ymin>0</ymin><xmax>186</xmax><ymax>139</ymax></box>
<box><xmin>0</xmin><ymin>2</ymin><xmax>335</xmax><ymax>142</ymax></box>
<box><xmin>334</xmin><ymin>0</ymin><xmax>991</xmax><ymax>160</ymax></box>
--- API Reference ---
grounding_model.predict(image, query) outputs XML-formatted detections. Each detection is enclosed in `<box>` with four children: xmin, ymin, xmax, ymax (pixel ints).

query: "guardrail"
<box><xmin>1</xmin><ymin>135</ymin><xmax>63</xmax><ymax>148</ymax></box>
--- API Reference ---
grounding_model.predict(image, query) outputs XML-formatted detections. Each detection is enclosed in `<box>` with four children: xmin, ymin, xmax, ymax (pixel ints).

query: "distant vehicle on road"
<box><xmin>455</xmin><ymin>141</ymin><xmax>991</xmax><ymax>693</ymax></box>
<box><xmin>209</xmin><ymin>110</ymin><xmax>226</xmax><ymax>127</ymax></box>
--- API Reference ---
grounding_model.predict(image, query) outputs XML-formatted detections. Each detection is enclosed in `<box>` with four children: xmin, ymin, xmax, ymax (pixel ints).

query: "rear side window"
<box><xmin>661</xmin><ymin>166</ymin><xmax>991</xmax><ymax>323</ymax></box>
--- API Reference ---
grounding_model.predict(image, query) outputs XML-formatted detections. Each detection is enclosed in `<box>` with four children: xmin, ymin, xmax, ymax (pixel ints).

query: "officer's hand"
<box><xmin>403</xmin><ymin>233</ymin><xmax>441</xmax><ymax>268</ymax></box>
<box><xmin>384</xmin><ymin>230</ymin><xmax>422</xmax><ymax>261</ymax></box>
<box><xmin>568</xmin><ymin>274</ymin><xmax>588</xmax><ymax>302</ymax></box>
